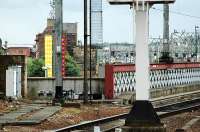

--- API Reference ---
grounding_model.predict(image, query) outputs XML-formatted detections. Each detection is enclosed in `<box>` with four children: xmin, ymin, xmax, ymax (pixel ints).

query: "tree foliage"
<box><xmin>65</xmin><ymin>55</ymin><xmax>80</xmax><ymax>76</ymax></box>
<box><xmin>27</xmin><ymin>55</ymin><xmax>80</xmax><ymax>77</ymax></box>
<box><xmin>27</xmin><ymin>58</ymin><xmax>45</xmax><ymax>77</ymax></box>
<box><xmin>0</xmin><ymin>48</ymin><xmax>4</xmax><ymax>55</ymax></box>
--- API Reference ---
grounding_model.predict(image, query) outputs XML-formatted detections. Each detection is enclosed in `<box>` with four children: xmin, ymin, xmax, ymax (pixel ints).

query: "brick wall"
<box><xmin>7</xmin><ymin>47</ymin><xmax>31</xmax><ymax>56</ymax></box>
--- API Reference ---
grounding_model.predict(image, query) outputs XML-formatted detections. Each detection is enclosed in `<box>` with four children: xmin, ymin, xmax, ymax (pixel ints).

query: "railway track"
<box><xmin>54</xmin><ymin>97</ymin><xmax>200</xmax><ymax>132</ymax></box>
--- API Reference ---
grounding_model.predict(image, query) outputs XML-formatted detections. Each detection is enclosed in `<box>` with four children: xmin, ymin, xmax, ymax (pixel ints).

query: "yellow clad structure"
<box><xmin>45</xmin><ymin>35</ymin><xmax>53</xmax><ymax>77</ymax></box>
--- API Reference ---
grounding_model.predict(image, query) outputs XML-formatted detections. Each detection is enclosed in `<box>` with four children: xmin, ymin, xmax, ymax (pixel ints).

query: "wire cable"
<box><xmin>152</xmin><ymin>7</ymin><xmax>200</xmax><ymax>20</ymax></box>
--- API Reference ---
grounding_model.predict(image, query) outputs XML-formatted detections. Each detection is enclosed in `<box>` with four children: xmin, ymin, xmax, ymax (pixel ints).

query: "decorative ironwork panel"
<box><xmin>113</xmin><ymin>72</ymin><xmax>135</xmax><ymax>97</ymax></box>
<box><xmin>112</xmin><ymin>68</ymin><xmax>200</xmax><ymax>97</ymax></box>
<box><xmin>104</xmin><ymin>63</ymin><xmax>200</xmax><ymax>99</ymax></box>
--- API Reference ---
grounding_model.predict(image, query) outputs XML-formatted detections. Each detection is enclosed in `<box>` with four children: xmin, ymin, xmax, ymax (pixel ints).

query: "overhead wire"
<box><xmin>151</xmin><ymin>7</ymin><xmax>200</xmax><ymax>20</ymax></box>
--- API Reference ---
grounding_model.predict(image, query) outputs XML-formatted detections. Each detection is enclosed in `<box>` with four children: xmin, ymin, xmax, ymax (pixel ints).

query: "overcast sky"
<box><xmin>0</xmin><ymin>0</ymin><xmax>200</xmax><ymax>45</ymax></box>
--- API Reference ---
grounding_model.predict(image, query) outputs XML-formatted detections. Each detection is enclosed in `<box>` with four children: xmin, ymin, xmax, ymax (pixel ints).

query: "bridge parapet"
<box><xmin>105</xmin><ymin>63</ymin><xmax>200</xmax><ymax>99</ymax></box>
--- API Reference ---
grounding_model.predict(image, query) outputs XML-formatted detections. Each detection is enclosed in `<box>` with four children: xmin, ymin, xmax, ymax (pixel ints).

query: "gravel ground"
<box><xmin>0</xmin><ymin>100</ymin><xmax>20</xmax><ymax>114</ymax></box>
<box><xmin>0</xmin><ymin>126</ymin><xmax>43</xmax><ymax>132</ymax></box>
<box><xmin>36</xmin><ymin>104</ymin><xmax>129</xmax><ymax>130</ymax></box>
<box><xmin>3</xmin><ymin>104</ymin><xmax>129</xmax><ymax>132</ymax></box>
<box><xmin>162</xmin><ymin>110</ymin><xmax>200</xmax><ymax>132</ymax></box>
<box><xmin>2</xmin><ymin>103</ymin><xmax>200</xmax><ymax>132</ymax></box>
<box><xmin>190</xmin><ymin>117</ymin><xmax>200</xmax><ymax>132</ymax></box>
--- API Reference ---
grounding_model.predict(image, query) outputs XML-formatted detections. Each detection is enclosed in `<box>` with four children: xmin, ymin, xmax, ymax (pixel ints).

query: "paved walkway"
<box><xmin>0</xmin><ymin>104</ymin><xmax>61</xmax><ymax>125</ymax></box>
<box><xmin>16</xmin><ymin>106</ymin><xmax>61</xmax><ymax>125</ymax></box>
<box><xmin>0</xmin><ymin>104</ymin><xmax>42</xmax><ymax>124</ymax></box>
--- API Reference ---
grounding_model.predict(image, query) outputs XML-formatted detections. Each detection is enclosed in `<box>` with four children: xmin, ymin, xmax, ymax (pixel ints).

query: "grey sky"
<box><xmin>0</xmin><ymin>0</ymin><xmax>199</xmax><ymax>45</ymax></box>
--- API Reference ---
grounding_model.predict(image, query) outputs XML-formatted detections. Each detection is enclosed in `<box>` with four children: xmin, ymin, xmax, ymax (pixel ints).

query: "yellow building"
<box><xmin>44</xmin><ymin>35</ymin><xmax>53</xmax><ymax>77</ymax></box>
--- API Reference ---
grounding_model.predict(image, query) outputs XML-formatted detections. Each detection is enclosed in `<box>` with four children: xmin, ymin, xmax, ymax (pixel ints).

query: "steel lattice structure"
<box><xmin>49</xmin><ymin>0</ymin><xmax>56</xmax><ymax>19</ymax></box>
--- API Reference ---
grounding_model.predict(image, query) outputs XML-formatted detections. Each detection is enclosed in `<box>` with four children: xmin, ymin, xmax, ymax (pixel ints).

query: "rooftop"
<box><xmin>7</xmin><ymin>44</ymin><xmax>34</xmax><ymax>48</ymax></box>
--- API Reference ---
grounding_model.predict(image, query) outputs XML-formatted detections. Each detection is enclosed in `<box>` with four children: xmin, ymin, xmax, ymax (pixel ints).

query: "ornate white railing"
<box><xmin>105</xmin><ymin>63</ymin><xmax>200</xmax><ymax>99</ymax></box>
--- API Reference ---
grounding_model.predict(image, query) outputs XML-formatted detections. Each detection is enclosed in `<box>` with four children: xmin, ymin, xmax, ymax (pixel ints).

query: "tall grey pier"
<box><xmin>108</xmin><ymin>0</ymin><xmax>175</xmax><ymax>131</ymax></box>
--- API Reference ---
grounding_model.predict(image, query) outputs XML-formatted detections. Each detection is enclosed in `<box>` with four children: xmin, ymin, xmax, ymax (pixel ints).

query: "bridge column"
<box><xmin>108</xmin><ymin>0</ymin><xmax>175</xmax><ymax>131</ymax></box>
<box><xmin>135</xmin><ymin>2</ymin><xmax>150</xmax><ymax>101</ymax></box>
<box><xmin>122</xmin><ymin>2</ymin><xmax>166</xmax><ymax>132</ymax></box>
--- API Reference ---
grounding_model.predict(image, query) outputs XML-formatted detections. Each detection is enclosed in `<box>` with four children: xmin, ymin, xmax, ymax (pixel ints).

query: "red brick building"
<box><xmin>35</xmin><ymin>19</ymin><xmax>77</xmax><ymax>58</ymax></box>
<box><xmin>7</xmin><ymin>46</ymin><xmax>33</xmax><ymax>57</ymax></box>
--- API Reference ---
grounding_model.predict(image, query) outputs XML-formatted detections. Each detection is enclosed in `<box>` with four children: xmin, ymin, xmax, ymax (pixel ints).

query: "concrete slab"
<box><xmin>15</xmin><ymin>106</ymin><xmax>61</xmax><ymax>125</ymax></box>
<box><xmin>0</xmin><ymin>104</ymin><xmax>43</xmax><ymax>124</ymax></box>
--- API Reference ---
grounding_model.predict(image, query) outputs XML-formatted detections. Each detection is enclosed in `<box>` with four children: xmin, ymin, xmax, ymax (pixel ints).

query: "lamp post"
<box><xmin>84</xmin><ymin>0</ymin><xmax>89</xmax><ymax>103</ymax></box>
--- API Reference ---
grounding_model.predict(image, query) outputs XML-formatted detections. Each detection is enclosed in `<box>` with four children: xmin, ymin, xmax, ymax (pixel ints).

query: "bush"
<box><xmin>27</xmin><ymin>58</ymin><xmax>45</xmax><ymax>77</ymax></box>
<box><xmin>65</xmin><ymin>55</ymin><xmax>80</xmax><ymax>76</ymax></box>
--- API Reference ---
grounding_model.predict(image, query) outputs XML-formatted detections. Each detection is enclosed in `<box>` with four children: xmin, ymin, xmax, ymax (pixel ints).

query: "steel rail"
<box><xmin>54</xmin><ymin>98</ymin><xmax>200</xmax><ymax>132</ymax></box>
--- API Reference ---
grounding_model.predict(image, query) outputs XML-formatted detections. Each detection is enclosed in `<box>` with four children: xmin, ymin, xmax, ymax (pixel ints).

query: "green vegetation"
<box><xmin>0</xmin><ymin>47</ymin><xmax>5</xmax><ymax>55</ymax></box>
<box><xmin>65</xmin><ymin>55</ymin><xmax>80</xmax><ymax>77</ymax></box>
<box><xmin>27</xmin><ymin>55</ymin><xmax>80</xmax><ymax>77</ymax></box>
<box><xmin>0</xmin><ymin>48</ymin><xmax>3</xmax><ymax>55</ymax></box>
<box><xmin>27</xmin><ymin>58</ymin><xmax>45</xmax><ymax>77</ymax></box>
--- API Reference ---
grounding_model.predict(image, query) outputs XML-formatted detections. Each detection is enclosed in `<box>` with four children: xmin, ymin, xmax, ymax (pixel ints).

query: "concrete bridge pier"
<box><xmin>122</xmin><ymin>101</ymin><xmax>166</xmax><ymax>132</ymax></box>
<box><xmin>122</xmin><ymin>1</ymin><xmax>166</xmax><ymax>131</ymax></box>
<box><xmin>108</xmin><ymin>0</ymin><xmax>175</xmax><ymax>131</ymax></box>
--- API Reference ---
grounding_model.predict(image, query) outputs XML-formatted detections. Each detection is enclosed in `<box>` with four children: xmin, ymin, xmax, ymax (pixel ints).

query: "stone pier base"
<box><xmin>122</xmin><ymin>100</ymin><xmax>166</xmax><ymax>132</ymax></box>
<box><xmin>122</xmin><ymin>125</ymin><xmax>166</xmax><ymax>132</ymax></box>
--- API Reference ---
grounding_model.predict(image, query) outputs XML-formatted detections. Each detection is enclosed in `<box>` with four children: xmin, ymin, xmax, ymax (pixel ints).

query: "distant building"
<box><xmin>97</xmin><ymin>43</ymin><xmax>135</xmax><ymax>64</ymax></box>
<box><xmin>0</xmin><ymin>39</ymin><xmax>7</xmax><ymax>55</ymax></box>
<box><xmin>7</xmin><ymin>45</ymin><xmax>34</xmax><ymax>57</ymax></box>
<box><xmin>73</xmin><ymin>46</ymin><xmax>97</xmax><ymax>76</ymax></box>
<box><xmin>63</xmin><ymin>23</ymin><xmax>78</xmax><ymax>55</ymax></box>
<box><xmin>35</xmin><ymin>19</ymin><xmax>77</xmax><ymax>58</ymax></box>
<box><xmin>91</xmin><ymin>0</ymin><xmax>103</xmax><ymax>47</ymax></box>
